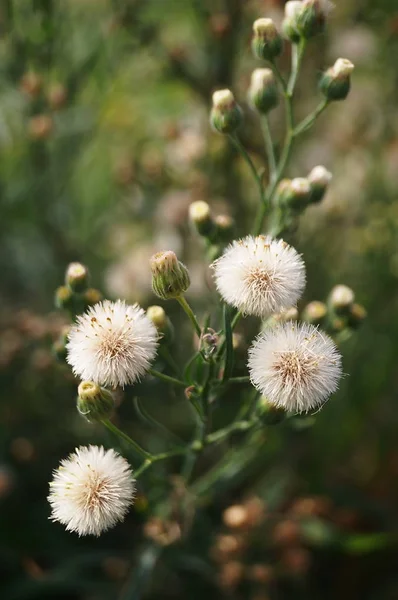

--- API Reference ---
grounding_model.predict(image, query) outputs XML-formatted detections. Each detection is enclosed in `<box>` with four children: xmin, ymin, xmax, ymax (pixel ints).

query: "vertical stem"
<box><xmin>229</xmin><ymin>134</ymin><xmax>265</xmax><ymax>204</ymax></box>
<box><xmin>176</xmin><ymin>295</ymin><xmax>202</xmax><ymax>338</ymax></box>
<box><xmin>261</xmin><ymin>116</ymin><xmax>277</xmax><ymax>183</ymax></box>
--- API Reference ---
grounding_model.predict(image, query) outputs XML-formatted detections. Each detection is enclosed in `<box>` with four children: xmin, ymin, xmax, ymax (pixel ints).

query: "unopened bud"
<box><xmin>47</xmin><ymin>83</ymin><xmax>68</xmax><ymax>110</ymax></box>
<box><xmin>348</xmin><ymin>303</ymin><xmax>367</xmax><ymax>329</ymax></box>
<box><xmin>54</xmin><ymin>286</ymin><xmax>74</xmax><ymax>311</ymax></box>
<box><xmin>308</xmin><ymin>165</ymin><xmax>332</xmax><ymax>203</ymax></box>
<box><xmin>251</xmin><ymin>18</ymin><xmax>283</xmax><ymax>61</ymax></box>
<box><xmin>146</xmin><ymin>305</ymin><xmax>174</xmax><ymax>342</ymax></box>
<box><xmin>20</xmin><ymin>71</ymin><xmax>43</xmax><ymax>98</ymax></box>
<box><xmin>65</xmin><ymin>262</ymin><xmax>90</xmax><ymax>293</ymax></box>
<box><xmin>77</xmin><ymin>381</ymin><xmax>115</xmax><ymax>422</ymax></box>
<box><xmin>214</xmin><ymin>214</ymin><xmax>235</xmax><ymax>242</ymax></box>
<box><xmin>329</xmin><ymin>284</ymin><xmax>355</xmax><ymax>314</ymax></box>
<box><xmin>201</xmin><ymin>328</ymin><xmax>219</xmax><ymax>359</ymax></box>
<box><xmin>282</xmin><ymin>1</ymin><xmax>302</xmax><ymax>43</ymax></box>
<box><xmin>320</xmin><ymin>58</ymin><xmax>354</xmax><ymax>101</ymax></box>
<box><xmin>296</xmin><ymin>0</ymin><xmax>331</xmax><ymax>39</ymax></box>
<box><xmin>52</xmin><ymin>325</ymin><xmax>71</xmax><ymax>361</ymax></box>
<box><xmin>83</xmin><ymin>288</ymin><xmax>103</xmax><ymax>307</ymax></box>
<box><xmin>257</xmin><ymin>397</ymin><xmax>286</xmax><ymax>424</ymax></box>
<box><xmin>210</xmin><ymin>89</ymin><xmax>242</xmax><ymax>134</ymax></box>
<box><xmin>150</xmin><ymin>251</ymin><xmax>190</xmax><ymax>300</ymax></box>
<box><xmin>189</xmin><ymin>201</ymin><xmax>216</xmax><ymax>238</ymax></box>
<box><xmin>302</xmin><ymin>301</ymin><xmax>327</xmax><ymax>326</ymax></box>
<box><xmin>28</xmin><ymin>115</ymin><xmax>53</xmax><ymax>140</ymax></box>
<box><xmin>277</xmin><ymin>178</ymin><xmax>312</xmax><ymax>210</ymax></box>
<box><xmin>248</xmin><ymin>68</ymin><xmax>279</xmax><ymax>114</ymax></box>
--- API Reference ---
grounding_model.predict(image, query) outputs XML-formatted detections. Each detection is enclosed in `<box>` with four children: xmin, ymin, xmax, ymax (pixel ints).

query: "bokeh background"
<box><xmin>1</xmin><ymin>0</ymin><xmax>398</xmax><ymax>598</ymax></box>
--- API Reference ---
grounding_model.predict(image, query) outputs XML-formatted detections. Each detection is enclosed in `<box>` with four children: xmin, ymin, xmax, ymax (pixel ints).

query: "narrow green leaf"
<box><xmin>222</xmin><ymin>304</ymin><xmax>234</xmax><ymax>382</ymax></box>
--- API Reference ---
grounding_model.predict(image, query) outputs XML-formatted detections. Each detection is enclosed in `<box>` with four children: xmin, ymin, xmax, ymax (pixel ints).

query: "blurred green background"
<box><xmin>2</xmin><ymin>0</ymin><xmax>398</xmax><ymax>599</ymax></box>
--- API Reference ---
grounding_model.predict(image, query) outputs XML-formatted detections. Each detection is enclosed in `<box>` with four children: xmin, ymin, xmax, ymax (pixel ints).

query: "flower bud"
<box><xmin>302</xmin><ymin>301</ymin><xmax>327</xmax><ymax>326</ymax></box>
<box><xmin>150</xmin><ymin>251</ymin><xmax>190</xmax><ymax>300</ymax></box>
<box><xmin>210</xmin><ymin>89</ymin><xmax>242</xmax><ymax>134</ymax></box>
<box><xmin>348</xmin><ymin>303</ymin><xmax>367</xmax><ymax>329</ymax></box>
<box><xmin>214</xmin><ymin>214</ymin><xmax>235</xmax><ymax>243</ymax></box>
<box><xmin>282</xmin><ymin>1</ymin><xmax>302</xmax><ymax>43</ymax></box>
<box><xmin>296</xmin><ymin>0</ymin><xmax>331</xmax><ymax>39</ymax></box>
<box><xmin>65</xmin><ymin>262</ymin><xmax>90</xmax><ymax>293</ymax></box>
<box><xmin>54</xmin><ymin>285</ymin><xmax>74</xmax><ymax>311</ymax></box>
<box><xmin>320</xmin><ymin>58</ymin><xmax>354</xmax><ymax>101</ymax></box>
<box><xmin>20</xmin><ymin>72</ymin><xmax>43</xmax><ymax>99</ymax></box>
<box><xmin>201</xmin><ymin>328</ymin><xmax>219</xmax><ymax>359</ymax></box>
<box><xmin>52</xmin><ymin>325</ymin><xmax>71</xmax><ymax>361</ymax></box>
<box><xmin>189</xmin><ymin>201</ymin><xmax>216</xmax><ymax>238</ymax></box>
<box><xmin>251</xmin><ymin>18</ymin><xmax>283</xmax><ymax>61</ymax></box>
<box><xmin>248</xmin><ymin>69</ymin><xmax>279</xmax><ymax>114</ymax></box>
<box><xmin>146</xmin><ymin>305</ymin><xmax>174</xmax><ymax>342</ymax></box>
<box><xmin>329</xmin><ymin>284</ymin><xmax>355</xmax><ymax>315</ymax></box>
<box><xmin>256</xmin><ymin>396</ymin><xmax>286</xmax><ymax>424</ymax></box>
<box><xmin>277</xmin><ymin>177</ymin><xmax>312</xmax><ymax>210</ymax></box>
<box><xmin>308</xmin><ymin>165</ymin><xmax>332</xmax><ymax>203</ymax></box>
<box><xmin>83</xmin><ymin>288</ymin><xmax>103</xmax><ymax>308</ymax></box>
<box><xmin>77</xmin><ymin>381</ymin><xmax>115</xmax><ymax>422</ymax></box>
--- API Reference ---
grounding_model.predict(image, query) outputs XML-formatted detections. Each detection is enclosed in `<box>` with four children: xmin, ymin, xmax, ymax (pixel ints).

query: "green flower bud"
<box><xmin>52</xmin><ymin>325</ymin><xmax>71</xmax><ymax>362</ymax></box>
<box><xmin>302</xmin><ymin>301</ymin><xmax>327</xmax><ymax>326</ymax></box>
<box><xmin>251</xmin><ymin>18</ymin><xmax>283</xmax><ymax>61</ymax></box>
<box><xmin>277</xmin><ymin>177</ymin><xmax>312</xmax><ymax>210</ymax></box>
<box><xmin>248</xmin><ymin>68</ymin><xmax>279</xmax><ymax>114</ymax></box>
<box><xmin>329</xmin><ymin>284</ymin><xmax>355</xmax><ymax>315</ymax></box>
<box><xmin>77</xmin><ymin>380</ymin><xmax>115</xmax><ymax>422</ymax></box>
<box><xmin>83</xmin><ymin>288</ymin><xmax>103</xmax><ymax>308</ymax></box>
<box><xmin>308</xmin><ymin>165</ymin><xmax>332</xmax><ymax>203</ymax></box>
<box><xmin>282</xmin><ymin>1</ymin><xmax>302</xmax><ymax>43</ymax></box>
<box><xmin>146</xmin><ymin>305</ymin><xmax>174</xmax><ymax>342</ymax></box>
<box><xmin>150</xmin><ymin>251</ymin><xmax>190</xmax><ymax>300</ymax></box>
<box><xmin>296</xmin><ymin>0</ymin><xmax>330</xmax><ymax>39</ymax></box>
<box><xmin>54</xmin><ymin>285</ymin><xmax>74</xmax><ymax>311</ymax></box>
<box><xmin>214</xmin><ymin>214</ymin><xmax>235</xmax><ymax>243</ymax></box>
<box><xmin>256</xmin><ymin>396</ymin><xmax>286</xmax><ymax>425</ymax></box>
<box><xmin>189</xmin><ymin>201</ymin><xmax>216</xmax><ymax>238</ymax></box>
<box><xmin>320</xmin><ymin>58</ymin><xmax>354</xmax><ymax>101</ymax></box>
<box><xmin>210</xmin><ymin>89</ymin><xmax>242</xmax><ymax>134</ymax></box>
<box><xmin>65</xmin><ymin>262</ymin><xmax>90</xmax><ymax>293</ymax></box>
<box><xmin>347</xmin><ymin>303</ymin><xmax>367</xmax><ymax>329</ymax></box>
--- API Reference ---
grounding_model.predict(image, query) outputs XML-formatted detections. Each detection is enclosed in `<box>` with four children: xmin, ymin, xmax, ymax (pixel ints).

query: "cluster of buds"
<box><xmin>302</xmin><ymin>284</ymin><xmax>366</xmax><ymax>334</ymax></box>
<box><xmin>189</xmin><ymin>201</ymin><xmax>235</xmax><ymax>247</ymax></box>
<box><xmin>54</xmin><ymin>262</ymin><xmax>102</xmax><ymax>319</ymax></box>
<box><xmin>276</xmin><ymin>165</ymin><xmax>332</xmax><ymax>213</ymax></box>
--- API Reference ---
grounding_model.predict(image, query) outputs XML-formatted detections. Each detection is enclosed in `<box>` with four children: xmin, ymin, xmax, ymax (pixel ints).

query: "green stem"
<box><xmin>229</xmin><ymin>133</ymin><xmax>265</xmax><ymax>203</ymax></box>
<box><xmin>101</xmin><ymin>419</ymin><xmax>152</xmax><ymax>460</ymax></box>
<box><xmin>294</xmin><ymin>99</ymin><xmax>329</xmax><ymax>136</ymax></box>
<box><xmin>148</xmin><ymin>368</ymin><xmax>186</xmax><ymax>388</ymax></box>
<box><xmin>261</xmin><ymin>116</ymin><xmax>277</xmax><ymax>183</ymax></box>
<box><xmin>176</xmin><ymin>295</ymin><xmax>202</xmax><ymax>338</ymax></box>
<box><xmin>206</xmin><ymin>419</ymin><xmax>254</xmax><ymax>444</ymax></box>
<box><xmin>287</xmin><ymin>38</ymin><xmax>306</xmax><ymax>96</ymax></box>
<box><xmin>228</xmin><ymin>376</ymin><xmax>250</xmax><ymax>384</ymax></box>
<box><xmin>159</xmin><ymin>345</ymin><xmax>180</xmax><ymax>375</ymax></box>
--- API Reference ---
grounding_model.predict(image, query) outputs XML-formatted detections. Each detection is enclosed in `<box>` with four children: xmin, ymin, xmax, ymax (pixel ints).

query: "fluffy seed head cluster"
<box><xmin>66</xmin><ymin>300</ymin><xmax>158</xmax><ymax>388</ymax></box>
<box><xmin>48</xmin><ymin>445</ymin><xmax>135</xmax><ymax>536</ymax></box>
<box><xmin>248</xmin><ymin>321</ymin><xmax>342</xmax><ymax>413</ymax></box>
<box><xmin>212</xmin><ymin>235</ymin><xmax>306</xmax><ymax>318</ymax></box>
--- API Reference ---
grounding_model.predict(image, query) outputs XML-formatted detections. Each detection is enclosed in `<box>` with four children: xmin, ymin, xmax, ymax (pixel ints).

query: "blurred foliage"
<box><xmin>2</xmin><ymin>0</ymin><xmax>398</xmax><ymax>599</ymax></box>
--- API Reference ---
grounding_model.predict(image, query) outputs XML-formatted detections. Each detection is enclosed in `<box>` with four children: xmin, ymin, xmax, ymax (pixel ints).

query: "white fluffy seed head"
<box><xmin>248</xmin><ymin>321</ymin><xmax>342</xmax><ymax>413</ymax></box>
<box><xmin>48</xmin><ymin>445</ymin><xmax>135</xmax><ymax>536</ymax></box>
<box><xmin>66</xmin><ymin>300</ymin><xmax>158</xmax><ymax>388</ymax></box>
<box><xmin>211</xmin><ymin>235</ymin><xmax>306</xmax><ymax>318</ymax></box>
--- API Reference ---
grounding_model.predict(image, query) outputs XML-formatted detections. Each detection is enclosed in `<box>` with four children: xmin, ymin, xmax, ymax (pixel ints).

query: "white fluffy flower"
<box><xmin>212</xmin><ymin>235</ymin><xmax>306</xmax><ymax>318</ymax></box>
<box><xmin>67</xmin><ymin>300</ymin><xmax>158</xmax><ymax>388</ymax></box>
<box><xmin>248</xmin><ymin>321</ymin><xmax>342</xmax><ymax>413</ymax></box>
<box><xmin>48</xmin><ymin>445</ymin><xmax>135</xmax><ymax>536</ymax></box>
